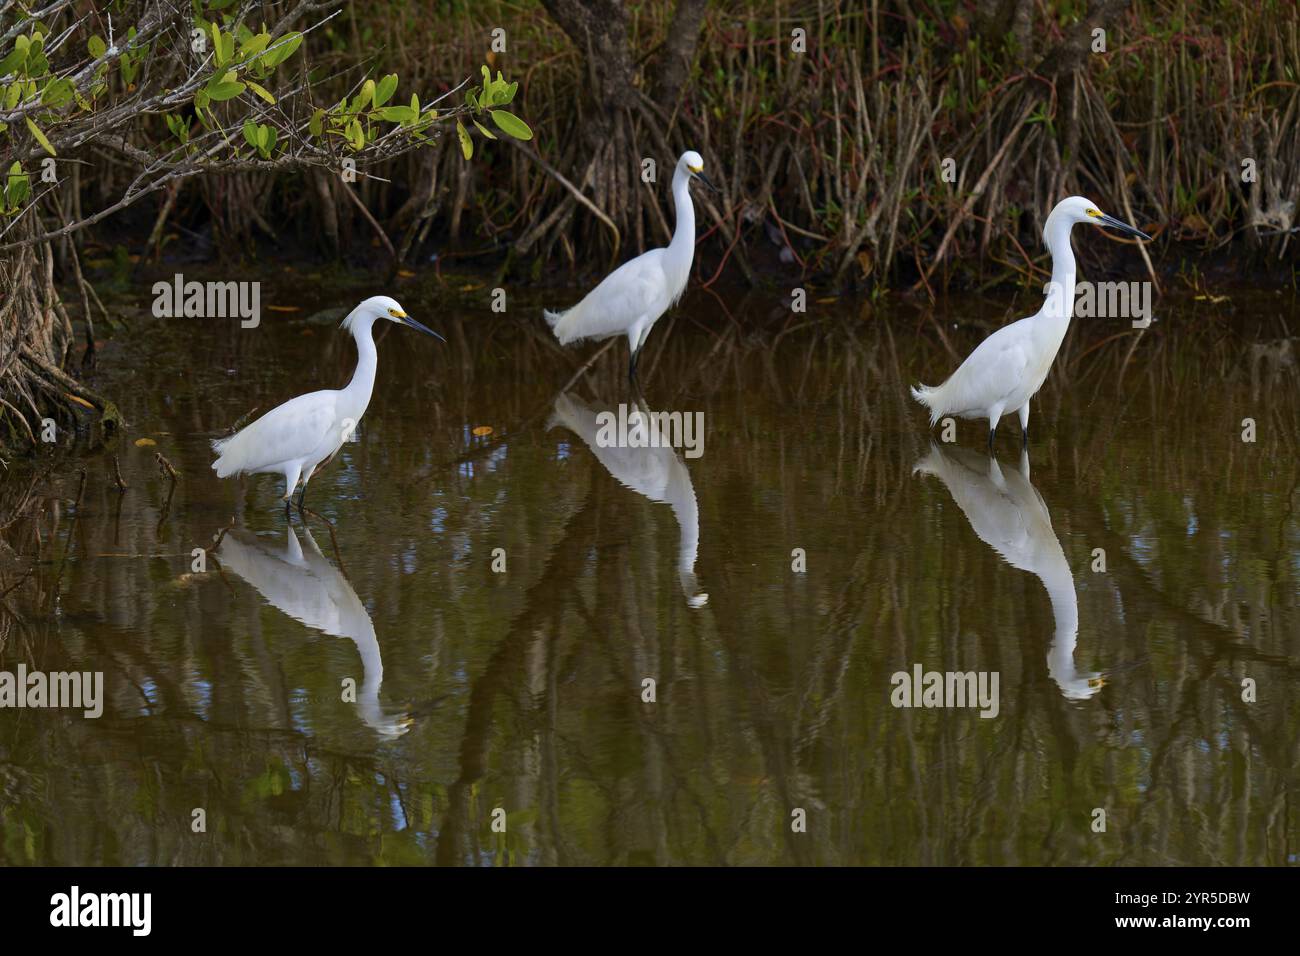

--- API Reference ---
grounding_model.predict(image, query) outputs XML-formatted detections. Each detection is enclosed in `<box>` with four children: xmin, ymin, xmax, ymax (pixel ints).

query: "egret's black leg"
<box><xmin>988</xmin><ymin>426</ymin><xmax>996</xmax><ymax>451</ymax></box>
<box><xmin>284</xmin><ymin>498</ymin><xmax>292</xmax><ymax>519</ymax></box>
<box><xmin>628</xmin><ymin>346</ymin><xmax>640</xmax><ymax>383</ymax></box>
<box><xmin>1021</xmin><ymin>423</ymin><xmax>1029</xmax><ymax>448</ymax></box>
<box><xmin>297</xmin><ymin>483</ymin><xmax>307</xmax><ymax>511</ymax></box>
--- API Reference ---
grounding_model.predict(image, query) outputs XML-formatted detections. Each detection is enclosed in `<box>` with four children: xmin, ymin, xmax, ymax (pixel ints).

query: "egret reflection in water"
<box><xmin>215</xmin><ymin>525</ymin><xmax>413</xmax><ymax>738</ymax></box>
<box><xmin>548</xmin><ymin>390</ymin><xmax>708</xmax><ymax>608</ymax></box>
<box><xmin>913</xmin><ymin>444</ymin><xmax>1104</xmax><ymax>701</ymax></box>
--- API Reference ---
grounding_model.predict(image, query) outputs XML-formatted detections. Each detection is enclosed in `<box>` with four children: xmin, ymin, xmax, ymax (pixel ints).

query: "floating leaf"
<box><xmin>134</xmin><ymin>437</ymin><xmax>157</xmax><ymax>447</ymax></box>
<box><xmin>471</xmin><ymin>425</ymin><xmax>493</xmax><ymax>437</ymax></box>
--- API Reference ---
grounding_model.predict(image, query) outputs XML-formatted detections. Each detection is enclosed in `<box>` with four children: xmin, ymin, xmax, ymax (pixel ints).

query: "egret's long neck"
<box><xmin>668</xmin><ymin>167</ymin><xmax>696</xmax><ymax>264</ymax></box>
<box><xmin>1043</xmin><ymin>215</ymin><xmax>1077</xmax><ymax>325</ymax></box>
<box><xmin>341</xmin><ymin>316</ymin><xmax>379</xmax><ymax>413</ymax></box>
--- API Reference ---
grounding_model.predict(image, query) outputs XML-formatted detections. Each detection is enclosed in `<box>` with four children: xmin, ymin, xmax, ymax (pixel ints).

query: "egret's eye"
<box><xmin>1085</xmin><ymin>208</ymin><xmax>1101</xmax><ymax>218</ymax></box>
<box><xmin>388</xmin><ymin>308</ymin><xmax>406</xmax><ymax>318</ymax></box>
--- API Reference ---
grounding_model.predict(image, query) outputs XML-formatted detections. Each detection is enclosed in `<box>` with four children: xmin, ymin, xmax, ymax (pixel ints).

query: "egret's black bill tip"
<box><xmin>1099</xmin><ymin>213</ymin><xmax>1152</xmax><ymax>241</ymax></box>
<box><xmin>694</xmin><ymin>172</ymin><xmax>720</xmax><ymax>194</ymax></box>
<box><xmin>403</xmin><ymin>316</ymin><xmax>446</xmax><ymax>342</ymax></box>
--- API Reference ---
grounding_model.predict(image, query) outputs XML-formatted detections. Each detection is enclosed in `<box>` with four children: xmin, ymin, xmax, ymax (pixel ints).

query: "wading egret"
<box><xmin>911</xmin><ymin>196</ymin><xmax>1150</xmax><ymax>448</ymax></box>
<box><xmin>544</xmin><ymin>150</ymin><xmax>717</xmax><ymax>382</ymax></box>
<box><xmin>913</xmin><ymin>444</ymin><xmax>1103</xmax><ymax>700</ymax></box>
<box><xmin>549</xmin><ymin>390</ymin><xmax>708</xmax><ymax>607</ymax></box>
<box><xmin>211</xmin><ymin>295</ymin><xmax>443</xmax><ymax>508</ymax></box>
<box><xmin>217</xmin><ymin>525</ymin><xmax>412</xmax><ymax>737</ymax></box>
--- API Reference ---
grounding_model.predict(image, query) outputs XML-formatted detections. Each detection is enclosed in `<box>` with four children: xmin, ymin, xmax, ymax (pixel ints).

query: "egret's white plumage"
<box><xmin>211</xmin><ymin>295</ymin><xmax>441</xmax><ymax>505</ymax></box>
<box><xmin>545</xmin><ymin>150</ymin><xmax>715</xmax><ymax>381</ymax></box>
<box><xmin>914</xmin><ymin>444</ymin><xmax>1104</xmax><ymax>700</ymax></box>
<box><xmin>911</xmin><ymin>196</ymin><xmax>1150</xmax><ymax>446</ymax></box>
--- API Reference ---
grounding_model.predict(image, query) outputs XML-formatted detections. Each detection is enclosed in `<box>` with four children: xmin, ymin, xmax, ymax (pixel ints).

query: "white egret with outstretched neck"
<box><xmin>544</xmin><ymin>150</ymin><xmax>716</xmax><ymax>382</ymax></box>
<box><xmin>211</xmin><ymin>295</ymin><xmax>443</xmax><ymax>509</ymax></box>
<box><xmin>911</xmin><ymin>197</ymin><xmax>1150</xmax><ymax>448</ymax></box>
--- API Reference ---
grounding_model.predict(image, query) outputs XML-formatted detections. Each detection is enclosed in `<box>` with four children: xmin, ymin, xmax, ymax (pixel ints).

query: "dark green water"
<box><xmin>1</xmin><ymin>279</ymin><xmax>1297</xmax><ymax>865</ymax></box>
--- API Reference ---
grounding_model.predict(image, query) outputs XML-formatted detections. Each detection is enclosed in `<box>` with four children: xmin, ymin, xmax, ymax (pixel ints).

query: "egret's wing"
<box><xmin>596</xmin><ymin>251</ymin><xmax>667</xmax><ymax>316</ymax></box>
<box><xmin>553</xmin><ymin>250</ymin><xmax>668</xmax><ymax>342</ymax></box>
<box><xmin>938</xmin><ymin>320</ymin><xmax>1035</xmax><ymax>416</ymax></box>
<box><xmin>212</xmin><ymin>390</ymin><xmax>338</xmax><ymax>476</ymax></box>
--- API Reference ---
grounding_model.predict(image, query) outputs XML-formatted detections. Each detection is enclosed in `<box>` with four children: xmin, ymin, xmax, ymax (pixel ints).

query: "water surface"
<box><xmin>1</xmin><ymin>279</ymin><xmax>1297</xmax><ymax>865</ymax></box>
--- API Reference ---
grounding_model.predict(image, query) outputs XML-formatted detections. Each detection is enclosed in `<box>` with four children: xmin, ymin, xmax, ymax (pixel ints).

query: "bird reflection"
<box><xmin>913</xmin><ymin>444</ymin><xmax>1104</xmax><ymax>700</ymax></box>
<box><xmin>216</xmin><ymin>525</ymin><xmax>412</xmax><ymax>737</ymax></box>
<box><xmin>548</xmin><ymin>389</ymin><xmax>708</xmax><ymax>608</ymax></box>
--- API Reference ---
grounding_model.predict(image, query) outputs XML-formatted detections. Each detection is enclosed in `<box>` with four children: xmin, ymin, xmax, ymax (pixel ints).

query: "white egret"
<box><xmin>211</xmin><ymin>295</ymin><xmax>443</xmax><ymax>508</ymax></box>
<box><xmin>544</xmin><ymin>150</ymin><xmax>717</xmax><ymax>382</ymax></box>
<box><xmin>914</xmin><ymin>444</ymin><xmax>1104</xmax><ymax>700</ymax></box>
<box><xmin>911</xmin><ymin>196</ymin><xmax>1150</xmax><ymax>448</ymax></box>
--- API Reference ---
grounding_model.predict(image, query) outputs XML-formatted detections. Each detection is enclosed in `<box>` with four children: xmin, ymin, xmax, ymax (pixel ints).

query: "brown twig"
<box><xmin>155</xmin><ymin>452</ymin><xmax>181</xmax><ymax>483</ymax></box>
